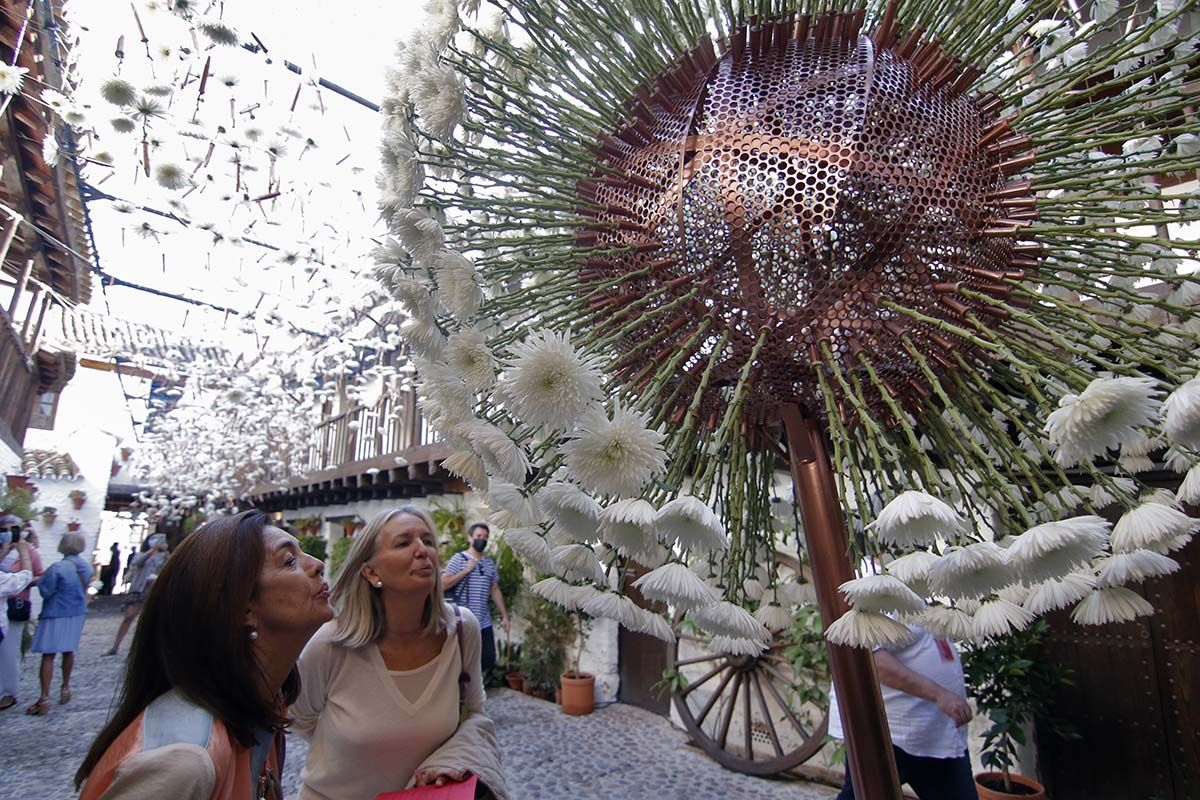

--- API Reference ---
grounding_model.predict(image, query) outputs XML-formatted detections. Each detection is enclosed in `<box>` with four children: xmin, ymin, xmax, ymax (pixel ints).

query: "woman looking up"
<box><xmin>292</xmin><ymin>507</ymin><xmax>509</xmax><ymax>799</ymax></box>
<box><xmin>76</xmin><ymin>511</ymin><xmax>333</xmax><ymax>800</ymax></box>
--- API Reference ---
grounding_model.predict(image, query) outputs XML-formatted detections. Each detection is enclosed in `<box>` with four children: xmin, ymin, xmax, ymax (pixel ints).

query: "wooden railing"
<box><xmin>306</xmin><ymin>387</ymin><xmax>440</xmax><ymax>473</ymax></box>
<box><xmin>0</xmin><ymin>306</ymin><xmax>35</xmax><ymax>443</ymax></box>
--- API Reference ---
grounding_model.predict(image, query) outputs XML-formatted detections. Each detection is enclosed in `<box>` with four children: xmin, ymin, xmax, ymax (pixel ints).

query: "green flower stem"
<box><xmin>855</xmin><ymin>351</ymin><xmax>947</xmax><ymax>494</ymax></box>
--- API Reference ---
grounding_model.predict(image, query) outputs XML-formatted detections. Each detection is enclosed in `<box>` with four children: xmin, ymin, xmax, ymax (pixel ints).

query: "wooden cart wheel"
<box><xmin>668</xmin><ymin>551</ymin><xmax>830</xmax><ymax>776</ymax></box>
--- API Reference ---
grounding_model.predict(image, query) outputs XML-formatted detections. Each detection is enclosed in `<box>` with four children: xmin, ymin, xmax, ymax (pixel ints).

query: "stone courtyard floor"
<box><xmin>0</xmin><ymin>601</ymin><xmax>837</xmax><ymax>800</ymax></box>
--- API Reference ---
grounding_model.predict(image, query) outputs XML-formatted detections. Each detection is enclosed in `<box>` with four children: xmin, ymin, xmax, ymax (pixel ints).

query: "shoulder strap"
<box><xmin>454</xmin><ymin>606</ymin><xmax>470</xmax><ymax>717</ymax></box>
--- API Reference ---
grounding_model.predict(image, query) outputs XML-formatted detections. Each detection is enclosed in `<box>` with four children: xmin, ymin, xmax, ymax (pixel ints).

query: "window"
<box><xmin>28</xmin><ymin>391</ymin><xmax>59</xmax><ymax>430</ymax></box>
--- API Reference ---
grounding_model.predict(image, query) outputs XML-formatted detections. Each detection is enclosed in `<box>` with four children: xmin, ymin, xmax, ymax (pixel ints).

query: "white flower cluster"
<box><xmin>825</xmin><ymin>489</ymin><xmax>1198</xmax><ymax>648</ymax></box>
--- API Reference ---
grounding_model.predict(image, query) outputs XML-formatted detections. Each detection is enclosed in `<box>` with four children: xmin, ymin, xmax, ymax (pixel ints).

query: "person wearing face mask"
<box><xmin>292</xmin><ymin>508</ymin><xmax>509</xmax><ymax>800</ymax></box>
<box><xmin>441</xmin><ymin>523</ymin><xmax>509</xmax><ymax>675</ymax></box>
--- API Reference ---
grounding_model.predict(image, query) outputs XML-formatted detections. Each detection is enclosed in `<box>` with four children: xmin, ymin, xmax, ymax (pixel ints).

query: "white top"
<box><xmin>828</xmin><ymin>623</ymin><xmax>968</xmax><ymax>759</ymax></box>
<box><xmin>0</xmin><ymin>569</ymin><xmax>32</xmax><ymax>635</ymax></box>
<box><xmin>292</xmin><ymin>606</ymin><xmax>486</xmax><ymax>800</ymax></box>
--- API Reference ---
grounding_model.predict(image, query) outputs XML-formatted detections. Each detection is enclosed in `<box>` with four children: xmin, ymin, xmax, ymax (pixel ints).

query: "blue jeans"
<box><xmin>837</xmin><ymin>746</ymin><xmax>978</xmax><ymax>800</ymax></box>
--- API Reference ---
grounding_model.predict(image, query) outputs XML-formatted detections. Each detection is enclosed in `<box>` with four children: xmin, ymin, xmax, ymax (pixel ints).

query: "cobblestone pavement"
<box><xmin>1</xmin><ymin>603</ymin><xmax>837</xmax><ymax>800</ymax></box>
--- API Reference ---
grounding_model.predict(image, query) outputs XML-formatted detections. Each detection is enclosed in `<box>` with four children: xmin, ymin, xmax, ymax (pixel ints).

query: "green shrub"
<box><xmin>329</xmin><ymin>536</ymin><xmax>354</xmax><ymax>579</ymax></box>
<box><xmin>0</xmin><ymin>486</ymin><xmax>36</xmax><ymax>520</ymax></box>
<box><xmin>299</xmin><ymin>535</ymin><xmax>328</xmax><ymax>562</ymax></box>
<box><xmin>517</xmin><ymin>594</ymin><xmax>575</xmax><ymax>692</ymax></box>
<box><xmin>494</xmin><ymin>538</ymin><xmax>524</xmax><ymax>610</ymax></box>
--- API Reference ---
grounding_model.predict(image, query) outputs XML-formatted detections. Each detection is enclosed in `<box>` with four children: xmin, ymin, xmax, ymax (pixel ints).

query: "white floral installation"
<box><xmin>373</xmin><ymin>0</ymin><xmax>1200</xmax><ymax>651</ymax></box>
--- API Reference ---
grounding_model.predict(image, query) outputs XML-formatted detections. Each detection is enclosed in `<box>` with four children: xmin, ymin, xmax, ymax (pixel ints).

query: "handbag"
<box><xmin>6</xmin><ymin>596</ymin><xmax>30</xmax><ymax>622</ymax></box>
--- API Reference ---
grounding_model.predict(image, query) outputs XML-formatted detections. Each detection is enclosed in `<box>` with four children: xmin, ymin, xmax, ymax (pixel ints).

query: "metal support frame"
<box><xmin>781</xmin><ymin>404</ymin><xmax>902</xmax><ymax>800</ymax></box>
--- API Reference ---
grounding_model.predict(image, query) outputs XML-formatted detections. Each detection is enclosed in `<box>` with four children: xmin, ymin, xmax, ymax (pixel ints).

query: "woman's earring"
<box><xmin>248</xmin><ymin>629</ymin><xmax>259</xmax><ymax>640</ymax></box>
<box><xmin>375</xmin><ymin>581</ymin><xmax>383</xmax><ymax>588</ymax></box>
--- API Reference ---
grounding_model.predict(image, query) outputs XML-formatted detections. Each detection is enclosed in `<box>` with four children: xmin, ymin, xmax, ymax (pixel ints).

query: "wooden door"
<box><xmin>617</xmin><ymin>561</ymin><xmax>670</xmax><ymax>715</ymax></box>
<box><xmin>1037</xmin><ymin>534</ymin><xmax>1199</xmax><ymax>799</ymax></box>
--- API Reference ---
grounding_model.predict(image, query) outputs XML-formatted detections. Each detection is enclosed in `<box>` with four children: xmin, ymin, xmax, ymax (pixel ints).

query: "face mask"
<box><xmin>471</xmin><ymin>539</ymin><xmax>487</xmax><ymax>553</ymax></box>
<box><xmin>0</xmin><ymin>532</ymin><xmax>11</xmax><ymax>545</ymax></box>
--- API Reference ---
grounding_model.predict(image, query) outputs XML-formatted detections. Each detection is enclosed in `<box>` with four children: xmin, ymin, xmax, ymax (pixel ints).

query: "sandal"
<box><xmin>25</xmin><ymin>697</ymin><xmax>50</xmax><ymax>716</ymax></box>
<box><xmin>0</xmin><ymin>695</ymin><xmax>16</xmax><ymax>711</ymax></box>
<box><xmin>60</xmin><ymin>688</ymin><xmax>71</xmax><ymax>705</ymax></box>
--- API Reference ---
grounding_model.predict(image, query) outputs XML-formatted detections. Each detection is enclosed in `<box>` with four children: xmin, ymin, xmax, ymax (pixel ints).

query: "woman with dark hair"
<box><xmin>76</xmin><ymin>511</ymin><xmax>333</xmax><ymax>800</ymax></box>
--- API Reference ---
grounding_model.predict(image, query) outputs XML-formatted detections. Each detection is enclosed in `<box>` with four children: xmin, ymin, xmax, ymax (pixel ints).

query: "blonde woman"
<box><xmin>292</xmin><ymin>507</ymin><xmax>509</xmax><ymax>800</ymax></box>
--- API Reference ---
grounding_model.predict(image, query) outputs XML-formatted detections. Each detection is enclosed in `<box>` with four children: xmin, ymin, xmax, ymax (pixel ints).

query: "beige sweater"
<box><xmin>292</xmin><ymin>605</ymin><xmax>509</xmax><ymax>800</ymax></box>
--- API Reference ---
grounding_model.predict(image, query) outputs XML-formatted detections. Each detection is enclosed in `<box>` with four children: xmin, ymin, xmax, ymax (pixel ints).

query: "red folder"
<box><xmin>374</xmin><ymin>775</ymin><xmax>478</xmax><ymax>800</ymax></box>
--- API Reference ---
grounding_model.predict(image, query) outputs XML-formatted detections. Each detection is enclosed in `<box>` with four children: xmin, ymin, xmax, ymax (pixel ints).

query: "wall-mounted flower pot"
<box><xmin>975</xmin><ymin>772</ymin><xmax>1046</xmax><ymax>800</ymax></box>
<box><xmin>71</xmin><ymin>497</ymin><xmax>86</xmax><ymax>510</ymax></box>
<box><xmin>67</xmin><ymin>521</ymin><xmax>82</xmax><ymax>532</ymax></box>
<box><xmin>41</xmin><ymin>513</ymin><xmax>56</xmax><ymax>527</ymax></box>
<box><xmin>504</xmin><ymin>671</ymin><xmax>525</xmax><ymax>692</ymax></box>
<box><xmin>560</xmin><ymin>671</ymin><xmax>595</xmax><ymax>716</ymax></box>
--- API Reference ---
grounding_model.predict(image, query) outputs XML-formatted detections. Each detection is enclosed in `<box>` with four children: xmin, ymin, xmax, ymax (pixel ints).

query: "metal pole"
<box><xmin>0</xmin><ymin>213</ymin><xmax>20</xmax><ymax>267</ymax></box>
<box><xmin>781</xmin><ymin>404</ymin><xmax>901</xmax><ymax>800</ymax></box>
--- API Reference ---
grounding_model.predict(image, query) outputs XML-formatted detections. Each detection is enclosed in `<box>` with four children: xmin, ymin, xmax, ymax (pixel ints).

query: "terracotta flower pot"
<box><xmin>521</xmin><ymin>682</ymin><xmax>534</xmax><ymax>695</ymax></box>
<box><xmin>975</xmin><ymin>772</ymin><xmax>1046</xmax><ymax>800</ymax></box>
<box><xmin>505</xmin><ymin>671</ymin><xmax>525</xmax><ymax>692</ymax></box>
<box><xmin>67</xmin><ymin>521</ymin><xmax>82</xmax><ymax>532</ymax></box>
<box><xmin>71</xmin><ymin>497</ymin><xmax>86</xmax><ymax>509</ymax></box>
<box><xmin>560</xmin><ymin>671</ymin><xmax>595</xmax><ymax>716</ymax></box>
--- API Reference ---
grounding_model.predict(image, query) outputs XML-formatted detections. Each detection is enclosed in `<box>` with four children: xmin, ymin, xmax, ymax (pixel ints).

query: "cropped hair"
<box><xmin>330</xmin><ymin>506</ymin><xmax>447</xmax><ymax>648</ymax></box>
<box><xmin>58</xmin><ymin>532</ymin><xmax>86</xmax><ymax>556</ymax></box>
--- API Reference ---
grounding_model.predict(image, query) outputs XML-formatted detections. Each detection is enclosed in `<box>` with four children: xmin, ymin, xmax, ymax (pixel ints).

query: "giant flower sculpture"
<box><xmin>374</xmin><ymin>0</ymin><xmax>1200</xmax><ymax>654</ymax></box>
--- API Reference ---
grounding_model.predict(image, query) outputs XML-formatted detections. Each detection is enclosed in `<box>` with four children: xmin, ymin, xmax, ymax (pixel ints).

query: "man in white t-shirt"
<box><xmin>828</xmin><ymin>623</ymin><xmax>977</xmax><ymax>800</ymax></box>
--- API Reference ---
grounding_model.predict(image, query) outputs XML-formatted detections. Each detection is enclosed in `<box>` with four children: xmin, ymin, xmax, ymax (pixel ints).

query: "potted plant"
<box><xmin>298</xmin><ymin>535</ymin><xmax>328</xmax><ymax>562</ymax></box>
<box><xmin>517</xmin><ymin>594</ymin><xmax>573</xmax><ymax>701</ymax></box>
<box><xmin>962</xmin><ymin>619</ymin><xmax>1075</xmax><ymax>799</ymax></box>
<box><xmin>69</xmin><ymin>489</ymin><xmax>87</xmax><ymax>509</ymax></box>
<box><xmin>41</xmin><ymin>506</ymin><xmax>57</xmax><ymax>526</ymax></box>
<box><xmin>560</xmin><ymin>610</ymin><xmax>595</xmax><ymax>716</ymax></box>
<box><xmin>67</xmin><ymin>520</ymin><xmax>82</xmax><ymax>532</ymax></box>
<box><xmin>502</xmin><ymin>640</ymin><xmax>525</xmax><ymax>692</ymax></box>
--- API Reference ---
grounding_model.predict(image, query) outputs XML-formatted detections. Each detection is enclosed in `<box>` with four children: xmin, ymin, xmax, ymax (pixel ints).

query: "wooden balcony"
<box><xmin>305</xmin><ymin>387</ymin><xmax>441</xmax><ymax>473</ymax></box>
<box><xmin>0</xmin><ymin>305</ymin><xmax>34</xmax><ymax>452</ymax></box>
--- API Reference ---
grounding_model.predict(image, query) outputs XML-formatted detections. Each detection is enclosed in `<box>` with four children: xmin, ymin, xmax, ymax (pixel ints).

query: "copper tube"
<box><xmin>794</xmin><ymin>14</ymin><xmax>811</xmax><ymax>42</ymax></box>
<box><xmin>873</xmin><ymin>1</ymin><xmax>899</xmax><ymax>49</ymax></box>
<box><xmin>781</xmin><ymin>407</ymin><xmax>901</xmax><ymax>800</ymax></box>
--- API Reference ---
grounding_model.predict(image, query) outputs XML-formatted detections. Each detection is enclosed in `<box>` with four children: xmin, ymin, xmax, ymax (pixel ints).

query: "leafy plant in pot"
<box><xmin>962</xmin><ymin>619</ymin><xmax>1075</xmax><ymax>799</ymax></box>
<box><xmin>517</xmin><ymin>593</ymin><xmax>574</xmax><ymax>701</ymax></box>
<box><xmin>560</xmin><ymin>609</ymin><xmax>595</xmax><ymax>716</ymax></box>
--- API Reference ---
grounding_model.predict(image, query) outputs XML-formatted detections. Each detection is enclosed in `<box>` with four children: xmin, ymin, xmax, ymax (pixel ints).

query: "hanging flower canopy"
<box><xmin>375</xmin><ymin>0</ymin><xmax>1200</xmax><ymax>646</ymax></box>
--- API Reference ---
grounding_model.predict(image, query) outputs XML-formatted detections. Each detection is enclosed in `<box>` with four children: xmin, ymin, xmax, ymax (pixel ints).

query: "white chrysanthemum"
<box><xmin>691</xmin><ymin>601</ymin><xmax>771</xmax><ymax>642</ymax></box>
<box><xmin>1044</xmin><ymin>376</ymin><xmax>1161</xmax><ymax>467</ymax></box>
<box><xmin>390</xmin><ymin>207</ymin><xmax>445</xmax><ymax>263</ymax></box>
<box><xmin>484</xmin><ymin>482</ymin><xmax>540</xmax><ymax>527</ymax></box>
<box><xmin>598</xmin><ymin>498</ymin><xmax>658</xmax><ymax>558</ymax></box>
<box><xmin>884</xmin><ymin>551</ymin><xmax>940</xmax><ymax>598</ymax></box>
<box><xmin>972</xmin><ymin>599</ymin><xmax>1034</xmax><ymax>640</ymax></box>
<box><xmin>1141</xmin><ymin>488</ymin><xmax>1180</xmax><ymax>508</ymax></box>
<box><xmin>1111</xmin><ymin>503</ymin><xmax>1200</xmax><ymax>553</ymax></box>
<box><xmin>530</xmin><ymin>577</ymin><xmax>585</xmax><ymax>610</ymax></box>
<box><xmin>825</xmin><ymin>609</ymin><xmax>915</xmax><ymax>649</ymax></box>
<box><xmin>1023</xmin><ymin>571</ymin><xmax>1097</xmax><ymax>615</ymax></box>
<box><xmin>708</xmin><ymin>635</ymin><xmax>769</xmax><ymax>657</ymax></box>
<box><xmin>1164</xmin><ymin>447</ymin><xmax>1193</xmax><ymax>475</ymax></box>
<box><xmin>928</xmin><ymin>542</ymin><xmax>1013</xmax><ymax>601</ymax></box>
<box><xmin>197</xmin><ymin>16</ymin><xmax>240</xmax><ymax>46</ymax></box>
<box><xmin>1071</xmin><ymin>587</ymin><xmax>1154</xmax><ymax>625</ymax></box>
<box><xmin>633</xmin><ymin>562</ymin><xmax>716</xmax><ymax>611</ymax></box>
<box><xmin>1005</xmin><ymin>516</ymin><xmax>1111</xmax><ymax>584</ymax></box>
<box><xmin>1179</xmin><ymin>463</ymin><xmax>1200</xmax><ymax>505</ymax></box>
<box><xmin>629</xmin><ymin>607</ymin><xmax>675</xmax><ymax>642</ymax></box>
<box><xmin>441</xmin><ymin>450</ymin><xmax>487</xmax><ymax>490</ymax></box>
<box><xmin>468</xmin><ymin>422</ymin><xmax>530</xmax><ymax>485</ymax></box>
<box><xmin>561</xmin><ymin>406</ymin><xmax>666</xmax><ymax>498</ymax></box>
<box><xmin>868</xmin><ymin>491</ymin><xmax>965</xmax><ymax>547</ymax></box>
<box><xmin>656</xmin><ymin>495</ymin><xmax>727</xmax><ymax>553</ymax></box>
<box><xmin>754</xmin><ymin>602</ymin><xmax>795</xmax><ymax>634</ymax></box>
<box><xmin>838</xmin><ymin>574</ymin><xmax>926</xmax><ymax>616</ymax></box>
<box><xmin>401</xmin><ymin>316</ymin><xmax>447</xmax><ymax>359</ymax></box>
<box><xmin>99</xmin><ymin>77</ymin><xmax>137</xmax><ymax>106</ymax></box>
<box><xmin>914</xmin><ymin>605</ymin><xmax>974</xmax><ymax>640</ymax></box>
<box><xmin>776</xmin><ymin>578</ymin><xmax>817</xmax><ymax>607</ymax></box>
<box><xmin>434</xmin><ymin>251</ymin><xmax>483</xmax><ymax>321</ymax></box>
<box><xmin>154</xmin><ymin>162</ymin><xmax>189</xmax><ymax>191</ymax></box>
<box><xmin>1089</xmin><ymin>477</ymin><xmax>1137</xmax><ymax>508</ymax></box>
<box><xmin>504</xmin><ymin>528</ymin><xmax>556</xmax><ymax>573</ymax></box>
<box><xmin>411</xmin><ymin>63</ymin><xmax>464</xmax><ymax>142</ymax></box>
<box><xmin>579</xmin><ymin>589</ymin><xmax>639</xmax><ymax>626</ymax></box>
<box><xmin>1094</xmin><ymin>550</ymin><xmax>1180</xmax><ymax>588</ymax></box>
<box><xmin>1162</xmin><ymin>376</ymin><xmax>1200</xmax><ymax>448</ymax></box>
<box><xmin>997</xmin><ymin>583</ymin><xmax>1031</xmax><ymax>606</ymax></box>
<box><xmin>551</xmin><ymin>544</ymin><xmax>606</xmax><ymax>585</ymax></box>
<box><xmin>445</xmin><ymin>330</ymin><xmax>495</xmax><ymax>391</ymax></box>
<box><xmin>498</xmin><ymin>330</ymin><xmax>603</xmax><ymax>430</ymax></box>
<box><xmin>539</xmin><ymin>482</ymin><xmax>601</xmax><ymax>544</ymax></box>
<box><xmin>0</xmin><ymin>64</ymin><xmax>28</xmax><ymax>95</ymax></box>
<box><xmin>742</xmin><ymin>578</ymin><xmax>767</xmax><ymax>603</ymax></box>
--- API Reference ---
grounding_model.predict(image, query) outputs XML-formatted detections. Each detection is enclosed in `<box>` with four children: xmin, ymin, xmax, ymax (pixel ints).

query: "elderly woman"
<box><xmin>1</xmin><ymin>522</ymin><xmax>43</xmax><ymax>711</ymax></box>
<box><xmin>26</xmin><ymin>532</ymin><xmax>92</xmax><ymax>715</ymax></box>
<box><xmin>292</xmin><ymin>507</ymin><xmax>509</xmax><ymax>800</ymax></box>
<box><xmin>77</xmin><ymin>511</ymin><xmax>333</xmax><ymax>799</ymax></box>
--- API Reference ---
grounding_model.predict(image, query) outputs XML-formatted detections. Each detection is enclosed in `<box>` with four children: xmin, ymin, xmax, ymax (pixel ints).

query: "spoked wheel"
<box><xmin>668</xmin><ymin>553</ymin><xmax>830</xmax><ymax>776</ymax></box>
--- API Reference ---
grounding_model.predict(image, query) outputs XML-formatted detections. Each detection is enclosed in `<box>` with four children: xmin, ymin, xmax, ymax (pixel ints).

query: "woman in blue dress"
<box><xmin>27</xmin><ymin>532</ymin><xmax>92</xmax><ymax>715</ymax></box>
